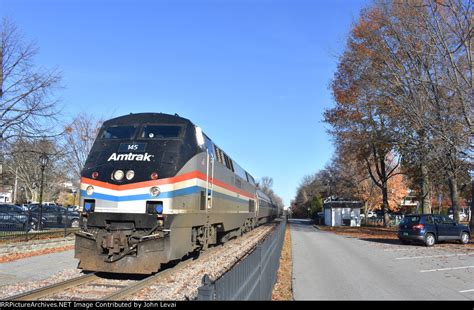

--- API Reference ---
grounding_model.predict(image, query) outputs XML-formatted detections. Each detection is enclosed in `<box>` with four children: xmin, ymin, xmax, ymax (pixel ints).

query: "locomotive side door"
<box><xmin>206</xmin><ymin>151</ymin><xmax>214</xmax><ymax>210</ymax></box>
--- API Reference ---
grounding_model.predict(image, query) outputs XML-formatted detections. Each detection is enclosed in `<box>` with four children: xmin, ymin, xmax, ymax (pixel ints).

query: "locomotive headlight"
<box><xmin>150</xmin><ymin>186</ymin><xmax>161</xmax><ymax>197</ymax></box>
<box><xmin>113</xmin><ymin>170</ymin><xmax>124</xmax><ymax>181</ymax></box>
<box><xmin>86</xmin><ymin>185</ymin><xmax>94</xmax><ymax>196</ymax></box>
<box><xmin>126</xmin><ymin>170</ymin><xmax>135</xmax><ymax>180</ymax></box>
<box><xmin>195</xmin><ymin>126</ymin><xmax>205</xmax><ymax>147</ymax></box>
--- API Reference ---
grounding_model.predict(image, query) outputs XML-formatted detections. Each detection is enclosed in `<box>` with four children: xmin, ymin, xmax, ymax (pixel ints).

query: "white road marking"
<box><xmin>420</xmin><ymin>265</ymin><xmax>474</xmax><ymax>273</ymax></box>
<box><xmin>459</xmin><ymin>289</ymin><xmax>474</xmax><ymax>293</ymax></box>
<box><xmin>383</xmin><ymin>248</ymin><xmax>416</xmax><ymax>252</ymax></box>
<box><xmin>396</xmin><ymin>253</ymin><xmax>470</xmax><ymax>260</ymax></box>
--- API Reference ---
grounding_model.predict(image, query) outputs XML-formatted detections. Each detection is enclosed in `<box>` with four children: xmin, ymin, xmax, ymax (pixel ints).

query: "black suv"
<box><xmin>0</xmin><ymin>204</ymin><xmax>41</xmax><ymax>231</ymax></box>
<box><xmin>398</xmin><ymin>214</ymin><xmax>471</xmax><ymax>246</ymax></box>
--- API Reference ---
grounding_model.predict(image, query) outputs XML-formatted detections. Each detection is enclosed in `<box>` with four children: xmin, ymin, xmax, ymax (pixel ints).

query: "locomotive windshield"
<box><xmin>100</xmin><ymin>125</ymin><xmax>138</xmax><ymax>139</ymax></box>
<box><xmin>140</xmin><ymin>125</ymin><xmax>183</xmax><ymax>139</ymax></box>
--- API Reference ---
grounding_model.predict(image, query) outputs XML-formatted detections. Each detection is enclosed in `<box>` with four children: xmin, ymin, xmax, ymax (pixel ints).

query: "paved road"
<box><xmin>0</xmin><ymin>250</ymin><xmax>77</xmax><ymax>286</ymax></box>
<box><xmin>290</xmin><ymin>219</ymin><xmax>474</xmax><ymax>300</ymax></box>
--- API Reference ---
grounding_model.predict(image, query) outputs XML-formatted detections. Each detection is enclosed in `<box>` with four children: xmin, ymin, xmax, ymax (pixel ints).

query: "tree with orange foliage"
<box><xmin>325</xmin><ymin>1</ymin><xmax>471</xmax><ymax>226</ymax></box>
<box><xmin>324</xmin><ymin>7</ymin><xmax>401</xmax><ymax>227</ymax></box>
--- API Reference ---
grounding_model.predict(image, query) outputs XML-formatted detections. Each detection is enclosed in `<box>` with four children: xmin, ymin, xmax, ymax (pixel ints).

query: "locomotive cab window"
<box><xmin>101</xmin><ymin>126</ymin><xmax>138</xmax><ymax>139</ymax></box>
<box><xmin>140</xmin><ymin>125</ymin><xmax>183</xmax><ymax>139</ymax></box>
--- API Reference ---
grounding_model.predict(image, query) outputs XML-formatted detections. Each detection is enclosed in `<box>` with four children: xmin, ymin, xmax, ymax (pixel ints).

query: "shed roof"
<box><xmin>323</xmin><ymin>201</ymin><xmax>362</xmax><ymax>209</ymax></box>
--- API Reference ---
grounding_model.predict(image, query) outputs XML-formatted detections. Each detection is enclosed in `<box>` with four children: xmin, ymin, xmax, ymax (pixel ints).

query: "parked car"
<box><xmin>448</xmin><ymin>207</ymin><xmax>470</xmax><ymax>222</ymax></box>
<box><xmin>0</xmin><ymin>204</ymin><xmax>40</xmax><ymax>231</ymax></box>
<box><xmin>398</xmin><ymin>214</ymin><xmax>471</xmax><ymax>246</ymax></box>
<box><xmin>389</xmin><ymin>212</ymin><xmax>404</xmax><ymax>224</ymax></box>
<box><xmin>15</xmin><ymin>204</ymin><xmax>29</xmax><ymax>212</ymax></box>
<box><xmin>28</xmin><ymin>204</ymin><xmax>80</xmax><ymax>229</ymax></box>
<box><xmin>366</xmin><ymin>211</ymin><xmax>377</xmax><ymax>218</ymax></box>
<box><xmin>65</xmin><ymin>205</ymin><xmax>80</xmax><ymax>212</ymax></box>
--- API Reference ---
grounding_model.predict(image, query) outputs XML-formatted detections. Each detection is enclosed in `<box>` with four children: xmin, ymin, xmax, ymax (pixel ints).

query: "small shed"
<box><xmin>323</xmin><ymin>200</ymin><xmax>362</xmax><ymax>227</ymax></box>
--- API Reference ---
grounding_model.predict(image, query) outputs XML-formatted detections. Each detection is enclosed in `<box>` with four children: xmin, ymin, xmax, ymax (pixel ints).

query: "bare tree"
<box><xmin>257</xmin><ymin>176</ymin><xmax>285</xmax><ymax>209</ymax></box>
<box><xmin>6</xmin><ymin>138</ymin><xmax>67</xmax><ymax>202</ymax></box>
<box><xmin>63</xmin><ymin>113</ymin><xmax>103</xmax><ymax>180</ymax></box>
<box><xmin>0</xmin><ymin>18</ymin><xmax>61</xmax><ymax>144</ymax></box>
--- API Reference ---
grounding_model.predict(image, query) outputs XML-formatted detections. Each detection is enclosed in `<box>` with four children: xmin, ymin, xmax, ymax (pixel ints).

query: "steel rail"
<box><xmin>6</xmin><ymin>273</ymin><xmax>99</xmax><ymax>301</ymax></box>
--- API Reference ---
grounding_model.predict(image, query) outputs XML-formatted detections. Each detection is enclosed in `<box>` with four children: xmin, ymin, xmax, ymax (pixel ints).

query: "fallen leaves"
<box><xmin>272</xmin><ymin>225</ymin><xmax>293</xmax><ymax>300</ymax></box>
<box><xmin>0</xmin><ymin>245</ymin><xmax>75</xmax><ymax>263</ymax></box>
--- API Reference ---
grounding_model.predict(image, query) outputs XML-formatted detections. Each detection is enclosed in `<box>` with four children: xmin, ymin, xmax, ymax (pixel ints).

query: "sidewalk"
<box><xmin>0</xmin><ymin>249</ymin><xmax>78</xmax><ymax>286</ymax></box>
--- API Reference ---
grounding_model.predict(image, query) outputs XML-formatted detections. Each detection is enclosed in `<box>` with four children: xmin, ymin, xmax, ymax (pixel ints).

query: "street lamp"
<box><xmin>71</xmin><ymin>188</ymin><xmax>77</xmax><ymax>206</ymax></box>
<box><xmin>38</xmin><ymin>153</ymin><xmax>49</xmax><ymax>230</ymax></box>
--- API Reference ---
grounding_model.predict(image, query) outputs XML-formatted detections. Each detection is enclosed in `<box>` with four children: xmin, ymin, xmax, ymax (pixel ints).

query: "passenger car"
<box><xmin>28</xmin><ymin>205</ymin><xmax>80</xmax><ymax>229</ymax></box>
<box><xmin>398</xmin><ymin>214</ymin><xmax>471</xmax><ymax>246</ymax></box>
<box><xmin>0</xmin><ymin>204</ymin><xmax>36</xmax><ymax>231</ymax></box>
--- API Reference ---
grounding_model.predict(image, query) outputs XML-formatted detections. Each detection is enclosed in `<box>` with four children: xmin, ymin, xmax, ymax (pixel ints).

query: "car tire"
<box><xmin>460</xmin><ymin>232</ymin><xmax>470</xmax><ymax>245</ymax></box>
<box><xmin>424</xmin><ymin>233</ymin><xmax>436</xmax><ymax>247</ymax></box>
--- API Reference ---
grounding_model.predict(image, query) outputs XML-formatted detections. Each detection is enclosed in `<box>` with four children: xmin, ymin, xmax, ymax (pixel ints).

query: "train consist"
<box><xmin>75</xmin><ymin>113</ymin><xmax>282</xmax><ymax>274</ymax></box>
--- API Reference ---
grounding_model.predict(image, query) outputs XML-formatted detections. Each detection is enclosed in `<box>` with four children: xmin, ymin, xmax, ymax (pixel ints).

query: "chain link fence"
<box><xmin>197</xmin><ymin>218</ymin><xmax>286</xmax><ymax>300</ymax></box>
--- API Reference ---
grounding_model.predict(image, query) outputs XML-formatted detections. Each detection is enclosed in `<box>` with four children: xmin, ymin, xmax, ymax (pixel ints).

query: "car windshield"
<box><xmin>400</xmin><ymin>216</ymin><xmax>420</xmax><ymax>225</ymax></box>
<box><xmin>140</xmin><ymin>125</ymin><xmax>183</xmax><ymax>139</ymax></box>
<box><xmin>101</xmin><ymin>126</ymin><xmax>137</xmax><ymax>139</ymax></box>
<box><xmin>0</xmin><ymin>204</ymin><xmax>22</xmax><ymax>212</ymax></box>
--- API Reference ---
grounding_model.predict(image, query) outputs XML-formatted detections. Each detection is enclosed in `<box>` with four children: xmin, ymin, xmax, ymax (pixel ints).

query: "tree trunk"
<box><xmin>420</xmin><ymin>163</ymin><xmax>432</xmax><ymax>214</ymax></box>
<box><xmin>0</xmin><ymin>39</ymin><xmax>3</xmax><ymax>98</ymax></box>
<box><xmin>378</xmin><ymin>154</ymin><xmax>390</xmax><ymax>227</ymax></box>
<box><xmin>448</xmin><ymin>174</ymin><xmax>459</xmax><ymax>223</ymax></box>
<box><xmin>470</xmin><ymin>178</ymin><xmax>473</xmax><ymax>230</ymax></box>
<box><xmin>364</xmin><ymin>201</ymin><xmax>368</xmax><ymax>226</ymax></box>
<box><xmin>382</xmin><ymin>182</ymin><xmax>390</xmax><ymax>227</ymax></box>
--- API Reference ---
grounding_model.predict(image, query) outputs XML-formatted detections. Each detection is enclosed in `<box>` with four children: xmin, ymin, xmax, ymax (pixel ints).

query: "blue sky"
<box><xmin>3</xmin><ymin>0</ymin><xmax>369</xmax><ymax>205</ymax></box>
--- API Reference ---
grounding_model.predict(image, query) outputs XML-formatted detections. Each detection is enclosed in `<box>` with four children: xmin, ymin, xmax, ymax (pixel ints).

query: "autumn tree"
<box><xmin>358</xmin><ymin>1</ymin><xmax>471</xmax><ymax>222</ymax></box>
<box><xmin>324</xmin><ymin>10</ymin><xmax>401</xmax><ymax>226</ymax></box>
<box><xmin>325</xmin><ymin>1</ymin><xmax>471</xmax><ymax>225</ymax></box>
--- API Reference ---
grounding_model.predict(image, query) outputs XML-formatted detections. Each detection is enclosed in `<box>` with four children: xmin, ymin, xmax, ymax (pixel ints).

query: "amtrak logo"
<box><xmin>107</xmin><ymin>152</ymin><xmax>154</xmax><ymax>161</ymax></box>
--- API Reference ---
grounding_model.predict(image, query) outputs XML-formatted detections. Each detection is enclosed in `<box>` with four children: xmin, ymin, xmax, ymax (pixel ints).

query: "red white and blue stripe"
<box><xmin>80</xmin><ymin>171</ymin><xmax>256</xmax><ymax>214</ymax></box>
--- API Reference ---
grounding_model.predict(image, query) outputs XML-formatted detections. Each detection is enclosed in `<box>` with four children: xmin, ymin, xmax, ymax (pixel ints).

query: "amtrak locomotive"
<box><xmin>75</xmin><ymin>113</ymin><xmax>281</xmax><ymax>274</ymax></box>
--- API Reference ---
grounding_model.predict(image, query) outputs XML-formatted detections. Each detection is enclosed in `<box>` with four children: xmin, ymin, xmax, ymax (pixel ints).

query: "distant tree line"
<box><xmin>296</xmin><ymin>1</ymin><xmax>472</xmax><ymax>228</ymax></box>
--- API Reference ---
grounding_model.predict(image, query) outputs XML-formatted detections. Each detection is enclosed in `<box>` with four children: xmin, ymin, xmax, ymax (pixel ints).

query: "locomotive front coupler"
<box><xmin>100</xmin><ymin>220</ymin><xmax>168</xmax><ymax>262</ymax></box>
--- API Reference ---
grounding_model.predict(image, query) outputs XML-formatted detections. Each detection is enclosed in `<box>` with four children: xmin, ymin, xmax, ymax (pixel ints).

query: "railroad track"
<box><xmin>6</xmin><ymin>223</ymin><xmax>276</xmax><ymax>301</ymax></box>
<box><xmin>6</xmin><ymin>273</ymin><xmax>99</xmax><ymax>301</ymax></box>
<box><xmin>6</xmin><ymin>246</ymin><xmax>220</xmax><ymax>301</ymax></box>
